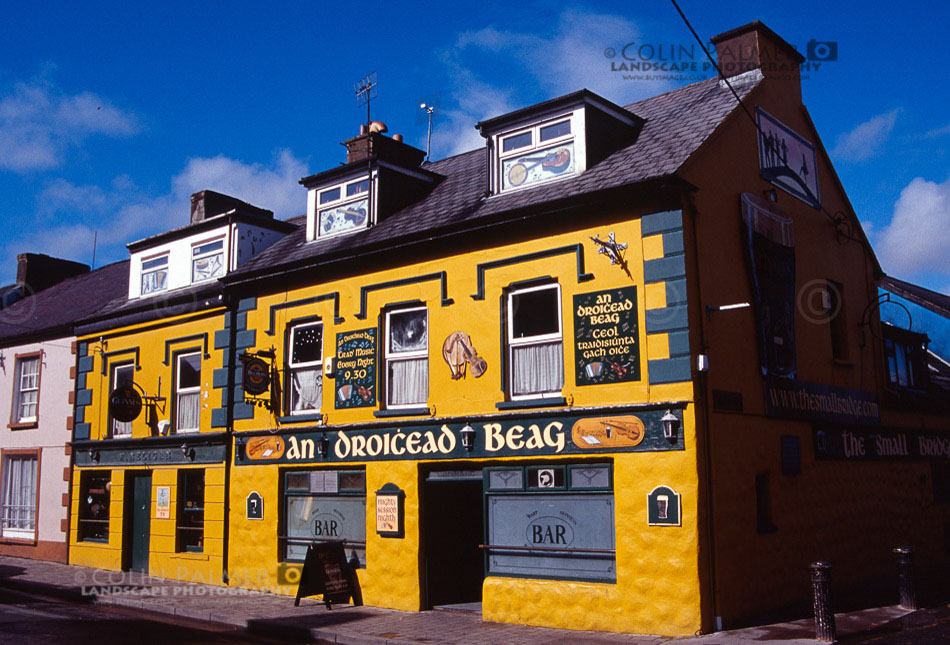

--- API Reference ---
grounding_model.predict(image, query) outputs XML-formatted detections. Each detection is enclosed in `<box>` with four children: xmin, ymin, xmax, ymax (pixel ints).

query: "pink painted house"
<box><xmin>0</xmin><ymin>255</ymin><xmax>127</xmax><ymax>562</ymax></box>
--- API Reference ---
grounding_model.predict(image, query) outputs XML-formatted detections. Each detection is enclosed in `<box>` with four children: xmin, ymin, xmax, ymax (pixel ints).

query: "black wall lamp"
<box><xmin>180</xmin><ymin>443</ymin><xmax>194</xmax><ymax>460</ymax></box>
<box><xmin>661</xmin><ymin>410</ymin><xmax>680</xmax><ymax>443</ymax></box>
<box><xmin>317</xmin><ymin>432</ymin><xmax>330</xmax><ymax>458</ymax></box>
<box><xmin>460</xmin><ymin>424</ymin><xmax>476</xmax><ymax>451</ymax></box>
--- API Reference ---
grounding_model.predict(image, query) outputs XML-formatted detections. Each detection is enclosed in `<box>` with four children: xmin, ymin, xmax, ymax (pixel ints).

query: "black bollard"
<box><xmin>893</xmin><ymin>547</ymin><xmax>917</xmax><ymax>610</ymax></box>
<box><xmin>811</xmin><ymin>561</ymin><xmax>836</xmax><ymax>642</ymax></box>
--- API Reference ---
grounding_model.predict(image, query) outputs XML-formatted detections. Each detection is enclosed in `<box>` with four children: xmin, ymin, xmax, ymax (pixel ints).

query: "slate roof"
<box><xmin>0</xmin><ymin>260</ymin><xmax>130</xmax><ymax>346</ymax></box>
<box><xmin>228</xmin><ymin>72</ymin><xmax>763</xmax><ymax>283</ymax></box>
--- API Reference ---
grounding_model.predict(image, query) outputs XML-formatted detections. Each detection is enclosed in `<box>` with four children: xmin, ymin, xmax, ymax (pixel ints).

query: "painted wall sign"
<box><xmin>156</xmin><ymin>486</ymin><xmax>170</xmax><ymax>519</ymax></box>
<box><xmin>335</xmin><ymin>329</ymin><xmax>376</xmax><ymax>408</ymax></box>
<box><xmin>234</xmin><ymin>408</ymin><xmax>684</xmax><ymax>466</ymax></box>
<box><xmin>573</xmin><ymin>287</ymin><xmax>640</xmax><ymax>386</ymax></box>
<box><xmin>647</xmin><ymin>485</ymin><xmax>681</xmax><ymax>526</ymax></box>
<box><xmin>757</xmin><ymin>107</ymin><xmax>819</xmax><ymax>208</ymax></box>
<box><xmin>765</xmin><ymin>376</ymin><xmax>880</xmax><ymax>425</ymax></box>
<box><xmin>742</xmin><ymin>193</ymin><xmax>797</xmax><ymax>378</ymax></box>
<box><xmin>374</xmin><ymin>483</ymin><xmax>404</xmax><ymax>538</ymax></box>
<box><xmin>74</xmin><ymin>440</ymin><xmax>227</xmax><ymax>467</ymax></box>
<box><xmin>815</xmin><ymin>426</ymin><xmax>950</xmax><ymax>462</ymax></box>
<box><xmin>108</xmin><ymin>386</ymin><xmax>143</xmax><ymax>423</ymax></box>
<box><xmin>442</xmin><ymin>331</ymin><xmax>487</xmax><ymax>379</ymax></box>
<box><xmin>246</xmin><ymin>491</ymin><xmax>264</xmax><ymax>520</ymax></box>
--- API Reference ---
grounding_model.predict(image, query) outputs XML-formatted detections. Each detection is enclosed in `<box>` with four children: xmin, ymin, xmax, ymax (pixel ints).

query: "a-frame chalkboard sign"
<box><xmin>294</xmin><ymin>541</ymin><xmax>358</xmax><ymax>609</ymax></box>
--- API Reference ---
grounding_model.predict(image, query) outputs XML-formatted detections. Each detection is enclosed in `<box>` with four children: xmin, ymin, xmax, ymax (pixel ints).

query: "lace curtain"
<box><xmin>511</xmin><ymin>341</ymin><xmax>563</xmax><ymax>396</ymax></box>
<box><xmin>292</xmin><ymin>368</ymin><xmax>322</xmax><ymax>412</ymax></box>
<box><xmin>177</xmin><ymin>392</ymin><xmax>200</xmax><ymax>431</ymax></box>
<box><xmin>389</xmin><ymin>358</ymin><xmax>428</xmax><ymax>406</ymax></box>
<box><xmin>1</xmin><ymin>456</ymin><xmax>36</xmax><ymax>533</ymax></box>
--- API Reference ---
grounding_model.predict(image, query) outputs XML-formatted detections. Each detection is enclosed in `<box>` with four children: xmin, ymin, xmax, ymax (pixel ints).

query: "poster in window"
<box><xmin>573</xmin><ymin>287</ymin><xmax>640</xmax><ymax>385</ymax></box>
<box><xmin>335</xmin><ymin>329</ymin><xmax>376</xmax><ymax>408</ymax></box>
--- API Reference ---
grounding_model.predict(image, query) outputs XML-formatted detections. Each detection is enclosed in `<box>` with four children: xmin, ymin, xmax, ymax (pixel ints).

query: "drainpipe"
<box><xmin>683</xmin><ymin>190</ymin><xmax>720</xmax><ymax>631</ymax></box>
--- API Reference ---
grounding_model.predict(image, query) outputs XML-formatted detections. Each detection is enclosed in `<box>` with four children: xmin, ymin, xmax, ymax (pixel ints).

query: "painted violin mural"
<box><xmin>442</xmin><ymin>331</ymin><xmax>488</xmax><ymax>379</ymax></box>
<box><xmin>320</xmin><ymin>199</ymin><xmax>369</xmax><ymax>235</ymax></box>
<box><xmin>505</xmin><ymin>146</ymin><xmax>573</xmax><ymax>188</ymax></box>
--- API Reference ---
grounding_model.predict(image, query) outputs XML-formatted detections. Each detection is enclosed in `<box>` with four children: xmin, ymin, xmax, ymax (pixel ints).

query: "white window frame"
<box><xmin>191</xmin><ymin>237</ymin><xmax>225</xmax><ymax>284</ymax></box>
<box><xmin>175</xmin><ymin>352</ymin><xmax>201</xmax><ymax>433</ymax></box>
<box><xmin>11</xmin><ymin>355</ymin><xmax>40</xmax><ymax>424</ymax></box>
<box><xmin>507</xmin><ymin>283</ymin><xmax>564</xmax><ymax>400</ymax></box>
<box><xmin>385</xmin><ymin>306</ymin><xmax>429</xmax><ymax>409</ymax></box>
<box><xmin>495</xmin><ymin>112</ymin><xmax>579</xmax><ymax>194</ymax></box>
<box><xmin>111</xmin><ymin>363</ymin><xmax>135</xmax><ymax>438</ymax></box>
<box><xmin>140</xmin><ymin>253</ymin><xmax>169</xmax><ymax>296</ymax></box>
<box><xmin>315</xmin><ymin>175</ymin><xmax>373</xmax><ymax>240</ymax></box>
<box><xmin>288</xmin><ymin>321</ymin><xmax>323</xmax><ymax>415</ymax></box>
<box><xmin>0</xmin><ymin>453</ymin><xmax>38</xmax><ymax>540</ymax></box>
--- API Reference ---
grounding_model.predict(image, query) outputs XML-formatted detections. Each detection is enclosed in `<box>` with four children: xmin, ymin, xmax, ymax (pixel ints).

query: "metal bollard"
<box><xmin>893</xmin><ymin>546</ymin><xmax>917</xmax><ymax>610</ymax></box>
<box><xmin>811</xmin><ymin>561</ymin><xmax>836</xmax><ymax>642</ymax></box>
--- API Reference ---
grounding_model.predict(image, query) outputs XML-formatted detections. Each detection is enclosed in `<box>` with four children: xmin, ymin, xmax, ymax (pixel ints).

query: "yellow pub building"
<box><xmin>67</xmin><ymin>22</ymin><xmax>950</xmax><ymax>636</ymax></box>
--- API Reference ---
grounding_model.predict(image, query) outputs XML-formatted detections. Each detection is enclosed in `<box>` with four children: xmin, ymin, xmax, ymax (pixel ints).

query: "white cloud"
<box><xmin>0</xmin><ymin>80</ymin><xmax>140</xmax><ymax>172</ymax></box>
<box><xmin>3</xmin><ymin>150</ymin><xmax>309</xmax><ymax>281</ymax></box>
<box><xmin>433</xmin><ymin>10</ymin><xmax>671</xmax><ymax>157</ymax></box>
<box><xmin>876</xmin><ymin>176</ymin><xmax>950</xmax><ymax>278</ymax></box>
<box><xmin>832</xmin><ymin>109</ymin><xmax>900</xmax><ymax>162</ymax></box>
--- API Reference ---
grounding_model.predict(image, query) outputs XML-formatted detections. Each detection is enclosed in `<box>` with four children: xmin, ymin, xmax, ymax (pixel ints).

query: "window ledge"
<box><xmin>276</xmin><ymin>413</ymin><xmax>323</xmax><ymax>424</ymax></box>
<box><xmin>0</xmin><ymin>537</ymin><xmax>37</xmax><ymax>546</ymax></box>
<box><xmin>497</xmin><ymin>397</ymin><xmax>567</xmax><ymax>410</ymax></box>
<box><xmin>171</xmin><ymin>552</ymin><xmax>209</xmax><ymax>561</ymax></box>
<box><xmin>8</xmin><ymin>421</ymin><xmax>38</xmax><ymax>430</ymax></box>
<box><xmin>374</xmin><ymin>408</ymin><xmax>431</xmax><ymax>418</ymax></box>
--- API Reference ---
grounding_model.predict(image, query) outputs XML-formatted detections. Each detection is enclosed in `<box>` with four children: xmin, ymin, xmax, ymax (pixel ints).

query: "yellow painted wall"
<box><xmin>227</xmin><ymin>206</ymin><xmax>702</xmax><ymax>636</ymax></box>
<box><xmin>69</xmin><ymin>307</ymin><xmax>229</xmax><ymax>586</ymax></box>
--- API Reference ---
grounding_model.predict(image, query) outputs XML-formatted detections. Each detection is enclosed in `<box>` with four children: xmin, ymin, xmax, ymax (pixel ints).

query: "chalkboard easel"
<box><xmin>294</xmin><ymin>541</ymin><xmax>360</xmax><ymax>609</ymax></box>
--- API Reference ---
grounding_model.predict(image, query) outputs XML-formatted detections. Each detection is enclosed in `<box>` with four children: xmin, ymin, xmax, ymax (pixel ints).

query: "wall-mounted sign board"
<box><xmin>573</xmin><ymin>287</ymin><xmax>640</xmax><ymax>386</ymax></box>
<box><xmin>375</xmin><ymin>483</ymin><xmax>404</xmax><ymax>538</ymax></box>
<box><xmin>647</xmin><ymin>485</ymin><xmax>681</xmax><ymax>526</ymax></box>
<box><xmin>246</xmin><ymin>491</ymin><xmax>263</xmax><ymax>520</ymax></box>
<box><xmin>335</xmin><ymin>329</ymin><xmax>376</xmax><ymax>408</ymax></box>
<box><xmin>156</xmin><ymin>486</ymin><xmax>170</xmax><ymax>519</ymax></box>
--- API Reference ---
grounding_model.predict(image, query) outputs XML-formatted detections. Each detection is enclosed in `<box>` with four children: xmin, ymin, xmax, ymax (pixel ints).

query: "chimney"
<box><xmin>16</xmin><ymin>253</ymin><xmax>89</xmax><ymax>294</ymax></box>
<box><xmin>710</xmin><ymin>21</ymin><xmax>805</xmax><ymax>99</ymax></box>
<box><xmin>344</xmin><ymin>126</ymin><xmax>426</xmax><ymax>168</ymax></box>
<box><xmin>189</xmin><ymin>190</ymin><xmax>274</xmax><ymax>224</ymax></box>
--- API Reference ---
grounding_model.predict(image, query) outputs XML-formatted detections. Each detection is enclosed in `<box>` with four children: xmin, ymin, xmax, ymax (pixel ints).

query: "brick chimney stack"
<box><xmin>189</xmin><ymin>190</ymin><xmax>273</xmax><ymax>224</ymax></box>
<box><xmin>711</xmin><ymin>21</ymin><xmax>805</xmax><ymax>101</ymax></box>
<box><xmin>15</xmin><ymin>253</ymin><xmax>89</xmax><ymax>294</ymax></box>
<box><xmin>344</xmin><ymin>129</ymin><xmax>426</xmax><ymax>168</ymax></box>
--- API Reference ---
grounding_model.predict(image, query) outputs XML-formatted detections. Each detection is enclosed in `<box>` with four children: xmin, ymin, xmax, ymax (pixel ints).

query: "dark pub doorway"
<box><xmin>422</xmin><ymin>469</ymin><xmax>484</xmax><ymax>610</ymax></box>
<box><xmin>123</xmin><ymin>471</ymin><xmax>151</xmax><ymax>573</ymax></box>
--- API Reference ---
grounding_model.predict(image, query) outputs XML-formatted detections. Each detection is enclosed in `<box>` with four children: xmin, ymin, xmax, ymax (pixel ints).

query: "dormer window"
<box><xmin>499</xmin><ymin>115</ymin><xmax>576</xmax><ymax>192</ymax></box>
<box><xmin>317</xmin><ymin>175</ymin><xmax>371</xmax><ymax>238</ymax></box>
<box><xmin>141</xmin><ymin>254</ymin><xmax>169</xmax><ymax>295</ymax></box>
<box><xmin>192</xmin><ymin>238</ymin><xmax>225</xmax><ymax>283</ymax></box>
<box><xmin>477</xmin><ymin>89</ymin><xmax>644</xmax><ymax>197</ymax></box>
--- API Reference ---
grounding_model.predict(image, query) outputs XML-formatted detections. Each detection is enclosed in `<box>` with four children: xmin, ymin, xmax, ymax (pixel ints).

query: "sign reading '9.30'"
<box><xmin>573</xmin><ymin>287</ymin><xmax>640</xmax><ymax>386</ymax></box>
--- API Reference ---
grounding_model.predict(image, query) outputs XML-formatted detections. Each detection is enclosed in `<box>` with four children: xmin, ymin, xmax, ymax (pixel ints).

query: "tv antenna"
<box><xmin>419</xmin><ymin>102</ymin><xmax>436</xmax><ymax>161</ymax></box>
<box><xmin>354</xmin><ymin>72</ymin><xmax>378</xmax><ymax>126</ymax></box>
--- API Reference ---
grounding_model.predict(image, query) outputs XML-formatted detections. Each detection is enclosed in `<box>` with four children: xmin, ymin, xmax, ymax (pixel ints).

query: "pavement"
<box><xmin>0</xmin><ymin>554</ymin><xmax>938</xmax><ymax>644</ymax></box>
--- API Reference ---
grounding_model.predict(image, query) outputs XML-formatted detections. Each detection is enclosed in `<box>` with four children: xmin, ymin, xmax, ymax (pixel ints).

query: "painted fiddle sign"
<box><xmin>442</xmin><ymin>331</ymin><xmax>488</xmax><ymax>379</ymax></box>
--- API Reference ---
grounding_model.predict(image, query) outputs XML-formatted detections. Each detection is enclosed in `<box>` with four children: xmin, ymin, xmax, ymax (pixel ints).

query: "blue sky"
<box><xmin>1</xmin><ymin>1</ymin><xmax>947</xmax><ymax>305</ymax></box>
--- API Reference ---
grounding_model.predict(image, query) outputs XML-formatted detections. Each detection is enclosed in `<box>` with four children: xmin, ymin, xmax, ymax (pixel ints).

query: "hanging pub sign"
<box><xmin>335</xmin><ymin>329</ymin><xmax>376</xmax><ymax>408</ymax></box>
<box><xmin>242</xmin><ymin>356</ymin><xmax>270</xmax><ymax>396</ymax></box>
<box><xmin>741</xmin><ymin>193</ymin><xmax>797</xmax><ymax>378</ymax></box>
<box><xmin>108</xmin><ymin>386</ymin><xmax>143</xmax><ymax>423</ymax></box>
<box><xmin>757</xmin><ymin>107</ymin><xmax>820</xmax><ymax>208</ymax></box>
<box><xmin>573</xmin><ymin>287</ymin><xmax>640</xmax><ymax>386</ymax></box>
